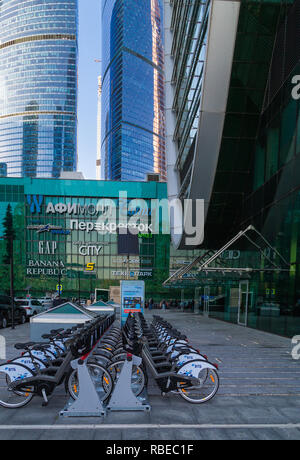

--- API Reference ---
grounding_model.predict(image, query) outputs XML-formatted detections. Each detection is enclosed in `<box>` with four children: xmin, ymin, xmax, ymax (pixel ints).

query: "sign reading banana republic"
<box><xmin>26</xmin><ymin>260</ymin><xmax>67</xmax><ymax>277</ymax></box>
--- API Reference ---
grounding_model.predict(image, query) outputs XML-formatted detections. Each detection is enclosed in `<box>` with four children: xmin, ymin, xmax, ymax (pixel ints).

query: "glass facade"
<box><xmin>0</xmin><ymin>177</ymin><xmax>186</xmax><ymax>301</ymax></box>
<box><xmin>194</xmin><ymin>0</ymin><xmax>300</xmax><ymax>337</ymax></box>
<box><xmin>164</xmin><ymin>0</ymin><xmax>300</xmax><ymax>338</ymax></box>
<box><xmin>236</xmin><ymin>0</ymin><xmax>300</xmax><ymax>336</ymax></box>
<box><xmin>0</xmin><ymin>0</ymin><xmax>78</xmax><ymax>178</ymax></box>
<box><xmin>205</xmin><ymin>0</ymin><xmax>292</xmax><ymax>247</ymax></box>
<box><xmin>101</xmin><ymin>0</ymin><xmax>166</xmax><ymax>182</ymax></box>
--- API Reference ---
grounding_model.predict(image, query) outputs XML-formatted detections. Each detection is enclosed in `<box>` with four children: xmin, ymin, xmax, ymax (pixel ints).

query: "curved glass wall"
<box><xmin>0</xmin><ymin>0</ymin><xmax>78</xmax><ymax>178</ymax></box>
<box><xmin>101</xmin><ymin>0</ymin><xmax>166</xmax><ymax>182</ymax></box>
<box><xmin>171</xmin><ymin>0</ymin><xmax>210</xmax><ymax>189</ymax></box>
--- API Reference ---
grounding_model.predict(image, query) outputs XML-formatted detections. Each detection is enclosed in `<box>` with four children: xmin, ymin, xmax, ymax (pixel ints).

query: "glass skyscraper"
<box><xmin>101</xmin><ymin>0</ymin><xmax>166</xmax><ymax>182</ymax></box>
<box><xmin>0</xmin><ymin>0</ymin><xmax>78</xmax><ymax>178</ymax></box>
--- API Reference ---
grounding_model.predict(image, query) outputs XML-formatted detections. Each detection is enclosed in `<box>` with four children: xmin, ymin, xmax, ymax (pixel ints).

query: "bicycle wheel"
<box><xmin>0</xmin><ymin>370</ymin><xmax>34</xmax><ymax>408</ymax></box>
<box><xmin>67</xmin><ymin>363</ymin><xmax>113</xmax><ymax>402</ymax></box>
<box><xmin>177</xmin><ymin>368</ymin><xmax>219</xmax><ymax>404</ymax></box>
<box><xmin>107</xmin><ymin>360</ymin><xmax>146</xmax><ymax>397</ymax></box>
<box><xmin>93</xmin><ymin>353</ymin><xmax>111</xmax><ymax>367</ymax></box>
<box><xmin>94</xmin><ymin>348</ymin><xmax>114</xmax><ymax>359</ymax></box>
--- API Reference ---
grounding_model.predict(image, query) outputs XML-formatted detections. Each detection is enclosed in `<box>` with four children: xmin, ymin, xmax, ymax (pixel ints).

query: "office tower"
<box><xmin>101</xmin><ymin>0</ymin><xmax>166</xmax><ymax>182</ymax></box>
<box><xmin>96</xmin><ymin>76</ymin><xmax>102</xmax><ymax>180</ymax></box>
<box><xmin>0</xmin><ymin>0</ymin><xmax>78</xmax><ymax>178</ymax></box>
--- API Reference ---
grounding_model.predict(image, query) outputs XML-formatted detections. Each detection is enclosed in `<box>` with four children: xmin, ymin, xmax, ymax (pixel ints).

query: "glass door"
<box><xmin>238</xmin><ymin>281</ymin><xmax>249</xmax><ymax>326</ymax></box>
<box><xmin>204</xmin><ymin>286</ymin><xmax>210</xmax><ymax>316</ymax></box>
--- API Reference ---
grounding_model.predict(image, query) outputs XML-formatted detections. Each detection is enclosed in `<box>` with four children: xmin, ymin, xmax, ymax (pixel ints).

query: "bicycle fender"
<box><xmin>177</xmin><ymin>359</ymin><xmax>217</xmax><ymax>378</ymax></box>
<box><xmin>175</xmin><ymin>353</ymin><xmax>207</xmax><ymax>367</ymax></box>
<box><xmin>23</xmin><ymin>350</ymin><xmax>48</xmax><ymax>363</ymax></box>
<box><xmin>0</xmin><ymin>363</ymin><xmax>34</xmax><ymax>382</ymax></box>
<box><xmin>10</xmin><ymin>357</ymin><xmax>47</xmax><ymax>371</ymax></box>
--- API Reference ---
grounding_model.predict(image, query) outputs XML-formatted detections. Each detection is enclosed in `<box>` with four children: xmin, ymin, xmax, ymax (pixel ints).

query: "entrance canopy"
<box><xmin>164</xmin><ymin>225</ymin><xmax>291</xmax><ymax>288</ymax></box>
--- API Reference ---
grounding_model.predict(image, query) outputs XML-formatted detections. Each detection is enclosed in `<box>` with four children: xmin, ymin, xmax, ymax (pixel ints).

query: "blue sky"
<box><xmin>77</xmin><ymin>0</ymin><xmax>102</xmax><ymax>179</ymax></box>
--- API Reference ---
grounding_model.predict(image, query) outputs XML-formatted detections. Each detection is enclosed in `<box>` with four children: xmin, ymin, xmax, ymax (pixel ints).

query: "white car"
<box><xmin>15</xmin><ymin>299</ymin><xmax>45</xmax><ymax>320</ymax></box>
<box><xmin>37</xmin><ymin>297</ymin><xmax>53</xmax><ymax>309</ymax></box>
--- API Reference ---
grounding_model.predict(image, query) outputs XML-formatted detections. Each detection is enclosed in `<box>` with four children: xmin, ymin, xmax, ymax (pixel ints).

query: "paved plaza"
<box><xmin>0</xmin><ymin>311</ymin><xmax>299</xmax><ymax>440</ymax></box>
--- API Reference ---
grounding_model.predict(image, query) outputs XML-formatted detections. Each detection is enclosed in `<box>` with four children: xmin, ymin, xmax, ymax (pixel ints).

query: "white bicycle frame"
<box><xmin>178</xmin><ymin>360</ymin><xmax>217</xmax><ymax>378</ymax></box>
<box><xmin>175</xmin><ymin>353</ymin><xmax>207</xmax><ymax>367</ymax></box>
<box><xmin>0</xmin><ymin>363</ymin><xmax>34</xmax><ymax>383</ymax></box>
<box><xmin>10</xmin><ymin>356</ymin><xmax>47</xmax><ymax>371</ymax></box>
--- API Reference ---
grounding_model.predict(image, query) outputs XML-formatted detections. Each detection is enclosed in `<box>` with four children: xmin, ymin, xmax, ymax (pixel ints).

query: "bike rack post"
<box><xmin>60</xmin><ymin>358</ymin><xmax>106</xmax><ymax>417</ymax></box>
<box><xmin>107</xmin><ymin>354</ymin><xmax>151</xmax><ymax>412</ymax></box>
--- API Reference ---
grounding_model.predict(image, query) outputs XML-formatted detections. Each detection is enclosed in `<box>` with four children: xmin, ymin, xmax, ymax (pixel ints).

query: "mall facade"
<box><xmin>0</xmin><ymin>176</ymin><xmax>193</xmax><ymax>301</ymax></box>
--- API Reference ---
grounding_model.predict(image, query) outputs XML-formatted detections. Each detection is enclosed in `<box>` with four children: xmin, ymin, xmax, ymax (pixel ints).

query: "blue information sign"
<box><xmin>120</xmin><ymin>280</ymin><xmax>145</xmax><ymax>326</ymax></box>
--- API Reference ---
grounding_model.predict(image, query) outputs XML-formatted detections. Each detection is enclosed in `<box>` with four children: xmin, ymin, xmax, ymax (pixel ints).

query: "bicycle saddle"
<box><xmin>15</xmin><ymin>342</ymin><xmax>36</xmax><ymax>350</ymax></box>
<box><xmin>32</xmin><ymin>344</ymin><xmax>52</xmax><ymax>351</ymax></box>
<box><xmin>42</xmin><ymin>333</ymin><xmax>55</xmax><ymax>339</ymax></box>
<box><xmin>50</xmin><ymin>328</ymin><xmax>64</xmax><ymax>334</ymax></box>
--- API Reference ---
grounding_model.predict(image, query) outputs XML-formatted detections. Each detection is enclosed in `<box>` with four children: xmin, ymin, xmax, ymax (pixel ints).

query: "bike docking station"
<box><xmin>107</xmin><ymin>353</ymin><xmax>151</xmax><ymax>413</ymax></box>
<box><xmin>60</xmin><ymin>352</ymin><xmax>151</xmax><ymax>418</ymax></box>
<box><xmin>60</xmin><ymin>357</ymin><xmax>106</xmax><ymax>418</ymax></box>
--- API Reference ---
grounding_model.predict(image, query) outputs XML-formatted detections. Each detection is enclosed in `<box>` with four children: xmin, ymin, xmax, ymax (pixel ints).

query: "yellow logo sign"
<box><xmin>85</xmin><ymin>263</ymin><xmax>95</xmax><ymax>272</ymax></box>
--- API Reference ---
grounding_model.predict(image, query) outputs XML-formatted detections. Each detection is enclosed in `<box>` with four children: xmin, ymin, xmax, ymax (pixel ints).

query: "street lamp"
<box><xmin>78</xmin><ymin>270</ymin><xmax>81</xmax><ymax>305</ymax></box>
<box><xmin>58</xmin><ymin>269</ymin><xmax>61</xmax><ymax>299</ymax></box>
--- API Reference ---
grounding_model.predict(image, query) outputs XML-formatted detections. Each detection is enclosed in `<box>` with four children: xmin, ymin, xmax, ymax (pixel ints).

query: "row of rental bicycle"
<box><xmin>0</xmin><ymin>312</ymin><xmax>220</xmax><ymax>409</ymax></box>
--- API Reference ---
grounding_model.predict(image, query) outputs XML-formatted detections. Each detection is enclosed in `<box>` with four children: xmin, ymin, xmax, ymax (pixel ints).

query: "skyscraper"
<box><xmin>101</xmin><ymin>0</ymin><xmax>166</xmax><ymax>182</ymax></box>
<box><xmin>0</xmin><ymin>0</ymin><xmax>78</xmax><ymax>178</ymax></box>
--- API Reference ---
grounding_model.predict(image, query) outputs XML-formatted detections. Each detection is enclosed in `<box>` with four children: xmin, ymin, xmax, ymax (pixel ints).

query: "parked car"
<box><xmin>14</xmin><ymin>299</ymin><xmax>45</xmax><ymax>320</ymax></box>
<box><xmin>37</xmin><ymin>297</ymin><xmax>53</xmax><ymax>310</ymax></box>
<box><xmin>0</xmin><ymin>295</ymin><xmax>27</xmax><ymax>328</ymax></box>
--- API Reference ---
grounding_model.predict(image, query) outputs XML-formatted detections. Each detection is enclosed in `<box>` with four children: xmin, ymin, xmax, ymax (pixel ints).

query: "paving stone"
<box><xmin>93</xmin><ymin>429</ymin><xmax>123</xmax><ymax>440</ymax></box>
<box><xmin>0</xmin><ymin>311</ymin><xmax>299</xmax><ymax>440</ymax></box>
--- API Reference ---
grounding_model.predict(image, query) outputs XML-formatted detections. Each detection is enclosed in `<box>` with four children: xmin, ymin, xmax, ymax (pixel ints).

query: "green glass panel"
<box><xmin>266</xmin><ymin>124</ymin><xmax>279</xmax><ymax>180</ymax></box>
<box><xmin>280</xmin><ymin>100</ymin><xmax>297</xmax><ymax>166</ymax></box>
<box><xmin>47</xmin><ymin>304</ymin><xmax>83</xmax><ymax>315</ymax></box>
<box><xmin>254</xmin><ymin>143</ymin><xmax>265</xmax><ymax>190</ymax></box>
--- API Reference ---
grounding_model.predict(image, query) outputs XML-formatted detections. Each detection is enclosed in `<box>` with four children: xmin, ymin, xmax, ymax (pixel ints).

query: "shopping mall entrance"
<box><xmin>190</xmin><ymin>278</ymin><xmax>257</xmax><ymax>327</ymax></box>
<box><xmin>164</xmin><ymin>226</ymin><xmax>299</xmax><ymax>337</ymax></box>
